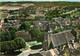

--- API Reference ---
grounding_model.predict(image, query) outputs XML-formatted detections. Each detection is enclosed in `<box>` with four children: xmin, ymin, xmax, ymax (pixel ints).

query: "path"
<box><xmin>17</xmin><ymin>42</ymin><xmax>42</xmax><ymax>56</ymax></box>
<box><xmin>26</xmin><ymin>43</ymin><xmax>31</xmax><ymax>48</ymax></box>
<box><xmin>18</xmin><ymin>49</ymin><xmax>42</xmax><ymax>56</ymax></box>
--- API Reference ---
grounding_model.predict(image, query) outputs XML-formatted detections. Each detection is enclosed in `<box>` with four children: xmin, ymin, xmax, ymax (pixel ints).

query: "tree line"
<box><xmin>0</xmin><ymin>31</ymin><xmax>26</xmax><ymax>53</ymax></box>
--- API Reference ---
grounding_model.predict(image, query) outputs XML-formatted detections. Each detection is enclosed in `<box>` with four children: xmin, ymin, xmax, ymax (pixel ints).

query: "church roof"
<box><xmin>43</xmin><ymin>30</ymin><xmax>75</xmax><ymax>50</ymax></box>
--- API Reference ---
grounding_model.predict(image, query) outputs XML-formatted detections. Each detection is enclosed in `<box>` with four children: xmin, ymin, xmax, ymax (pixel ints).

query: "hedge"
<box><xmin>0</xmin><ymin>37</ymin><xmax>26</xmax><ymax>52</ymax></box>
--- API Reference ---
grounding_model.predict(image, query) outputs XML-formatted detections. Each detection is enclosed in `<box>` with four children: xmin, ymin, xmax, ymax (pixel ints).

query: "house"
<box><xmin>12</xmin><ymin>24</ymin><xmax>21</xmax><ymax>28</ymax></box>
<box><xmin>25</xmin><ymin>21</ymin><xmax>29</xmax><ymax>24</ymax></box>
<box><xmin>1</xmin><ymin>23</ymin><xmax>11</xmax><ymax>31</ymax></box>
<box><xmin>16</xmin><ymin>31</ymin><xmax>31</xmax><ymax>41</ymax></box>
<box><xmin>8</xmin><ymin>20</ymin><xmax>16</xmax><ymax>23</ymax></box>
<box><xmin>43</xmin><ymin>31</ymin><xmax>75</xmax><ymax>50</ymax></box>
<box><xmin>35</xmin><ymin>14</ymin><xmax>45</xmax><ymax>17</ymax></box>
<box><xmin>0</xmin><ymin>19</ymin><xmax>4</xmax><ymax>24</ymax></box>
<box><xmin>52</xmin><ymin>17</ymin><xmax>63</xmax><ymax>22</ymax></box>
<box><xmin>8</xmin><ymin>20</ymin><xmax>20</xmax><ymax>24</ymax></box>
<box><xmin>76</xmin><ymin>30</ymin><xmax>80</xmax><ymax>36</ymax></box>
<box><xmin>33</xmin><ymin>21</ymin><xmax>51</xmax><ymax>29</ymax></box>
<box><xmin>73</xmin><ymin>42</ymin><xmax>80</xmax><ymax>49</ymax></box>
<box><xmin>31</xmin><ymin>14</ymin><xmax>45</xmax><ymax>17</ymax></box>
<box><xmin>72</xmin><ymin>19</ymin><xmax>80</xmax><ymax>26</ymax></box>
<box><xmin>26</xmin><ymin>16</ymin><xmax>35</xmax><ymax>19</ymax></box>
<box><xmin>61</xmin><ymin>19</ymin><xmax>71</xmax><ymax>26</ymax></box>
<box><xmin>60</xmin><ymin>18</ymin><xmax>80</xmax><ymax>27</ymax></box>
<box><xmin>40</xmin><ymin>48</ymin><xmax>59</xmax><ymax>56</ymax></box>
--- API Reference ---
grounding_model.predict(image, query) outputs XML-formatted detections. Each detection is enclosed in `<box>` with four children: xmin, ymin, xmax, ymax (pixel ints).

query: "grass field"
<box><xmin>20</xmin><ymin>41</ymin><xmax>42</xmax><ymax>51</ymax></box>
<box><xmin>27</xmin><ymin>41</ymin><xmax>42</xmax><ymax>46</ymax></box>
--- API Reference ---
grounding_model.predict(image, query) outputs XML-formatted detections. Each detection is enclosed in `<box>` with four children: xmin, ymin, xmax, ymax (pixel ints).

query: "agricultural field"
<box><xmin>0</xmin><ymin>2</ymin><xmax>80</xmax><ymax>8</ymax></box>
<box><xmin>0</xmin><ymin>6</ymin><xmax>23</xmax><ymax>10</ymax></box>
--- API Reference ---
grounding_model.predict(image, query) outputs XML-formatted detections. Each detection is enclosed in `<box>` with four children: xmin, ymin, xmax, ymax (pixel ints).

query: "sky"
<box><xmin>0</xmin><ymin>0</ymin><xmax>80</xmax><ymax>2</ymax></box>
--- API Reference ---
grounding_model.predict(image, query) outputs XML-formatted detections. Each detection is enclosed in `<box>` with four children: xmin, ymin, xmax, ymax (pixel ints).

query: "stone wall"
<box><xmin>16</xmin><ymin>31</ymin><xmax>31</xmax><ymax>41</ymax></box>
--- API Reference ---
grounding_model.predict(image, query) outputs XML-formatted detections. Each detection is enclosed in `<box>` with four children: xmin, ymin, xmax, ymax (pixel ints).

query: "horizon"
<box><xmin>0</xmin><ymin>0</ymin><xmax>80</xmax><ymax>2</ymax></box>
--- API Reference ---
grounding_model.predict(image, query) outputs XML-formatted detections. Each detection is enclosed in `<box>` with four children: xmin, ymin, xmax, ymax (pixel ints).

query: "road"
<box><xmin>63</xmin><ymin>8</ymin><xmax>80</xmax><ymax>14</ymax></box>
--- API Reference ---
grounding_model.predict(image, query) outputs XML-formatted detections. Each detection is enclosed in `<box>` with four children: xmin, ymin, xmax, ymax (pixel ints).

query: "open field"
<box><xmin>0</xmin><ymin>3</ymin><xmax>34</xmax><ymax>10</ymax></box>
<box><xmin>0</xmin><ymin>6</ymin><xmax>23</xmax><ymax>10</ymax></box>
<box><xmin>0</xmin><ymin>2</ymin><xmax>80</xmax><ymax>11</ymax></box>
<box><xmin>1</xmin><ymin>2</ymin><xmax>80</xmax><ymax>7</ymax></box>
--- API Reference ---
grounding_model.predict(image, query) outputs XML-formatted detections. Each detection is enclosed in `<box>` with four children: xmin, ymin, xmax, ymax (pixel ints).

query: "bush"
<box><xmin>8</xmin><ymin>27</ymin><xmax>18</xmax><ymax>32</ymax></box>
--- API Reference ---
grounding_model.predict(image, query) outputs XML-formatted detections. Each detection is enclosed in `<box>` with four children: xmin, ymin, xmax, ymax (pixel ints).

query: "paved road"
<box><xmin>63</xmin><ymin>8</ymin><xmax>80</xmax><ymax>14</ymax></box>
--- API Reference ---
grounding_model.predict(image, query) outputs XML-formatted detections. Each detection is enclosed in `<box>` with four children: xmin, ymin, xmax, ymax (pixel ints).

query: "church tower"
<box><xmin>45</xmin><ymin>23</ymin><xmax>52</xmax><ymax>33</ymax></box>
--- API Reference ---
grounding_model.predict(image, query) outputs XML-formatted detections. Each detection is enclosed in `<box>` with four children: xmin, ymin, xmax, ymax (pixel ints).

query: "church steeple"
<box><xmin>46</xmin><ymin>23</ymin><xmax>52</xmax><ymax>33</ymax></box>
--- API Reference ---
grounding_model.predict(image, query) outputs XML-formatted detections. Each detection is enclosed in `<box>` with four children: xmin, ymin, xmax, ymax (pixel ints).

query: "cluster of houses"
<box><xmin>52</xmin><ymin>17</ymin><xmax>80</xmax><ymax>27</ymax></box>
<box><xmin>0</xmin><ymin>3</ymin><xmax>80</xmax><ymax>56</ymax></box>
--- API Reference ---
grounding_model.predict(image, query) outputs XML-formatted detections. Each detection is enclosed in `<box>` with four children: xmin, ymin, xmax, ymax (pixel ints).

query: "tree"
<box><xmin>37</xmin><ymin>32</ymin><xmax>44</xmax><ymax>42</ymax></box>
<box><xmin>19</xmin><ymin>22</ymin><xmax>30</xmax><ymax>31</ymax></box>
<box><xmin>46</xmin><ymin>8</ymin><xmax>61</xmax><ymax>21</ymax></box>
<box><xmin>14</xmin><ymin>37</ymin><xmax>26</xmax><ymax>49</ymax></box>
<box><xmin>0</xmin><ymin>31</ymin><xmax>26</xmax><ymax>53</ymax></box>
<box><xmin>61</xmin><ymin>14</ymin><xmax>70</xmax><ymax>18</ymax></box>
<box><xmin>29</xmin><ymin>28</ymin><xmax>40</xmax><ymax>39</ymax></box>
<box><xmin>0</xmin><ymin>31</ymin><xmax>11</xmax><ymax>41</ymax></box>
<box><xmin>0</xmin><ymin>31</ymin><xmax>16</xmax><ymax>42</ymax></box>
<box><xmin>76</xmin><ymin>26</ymin><xmax>80</xmax><ymax>29</ymax></box>
<box><xmin>52</xmin><ymin>30</ymin><xmax>59</xmax><ymax>34</ymax></box>
<box><xmin>1</xmin><ymin>37</ymin><xmax>26</xmax><ymax>52</ymax></box>
<box><xmin>10</xmin><ymin>30</ymin><xmax>17</xmax><ymax>40</ymax></box>
<box><xmin>8</xmin><ymin>27</ymin><xmax>18</xmax><ymax>32</ymax></box>
<box><xmin>19</xmin><ymin>12</ymin><xmax>29</xmax><ymax>18</ymax></box>
<box><xmin>29</xmin><ymin>28</ymin><xmax>44</xmax><ymax>42</ymax></box>
<box><xmin>4</xmin><ymin>18</ymin><xmax>8</xmax><ymax>23</ymax></box>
